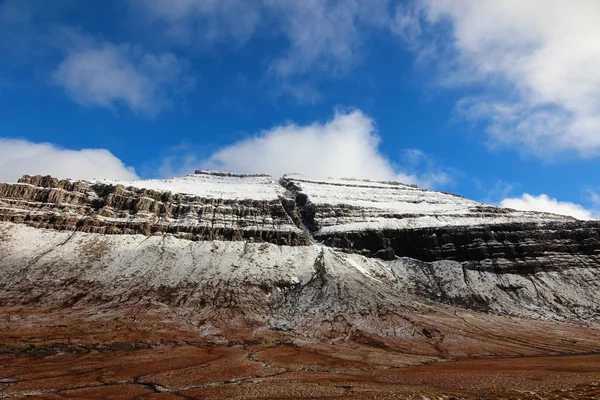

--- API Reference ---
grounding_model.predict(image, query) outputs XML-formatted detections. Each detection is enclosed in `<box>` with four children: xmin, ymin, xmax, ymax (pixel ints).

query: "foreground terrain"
<box><xmin>2</xmin><ymin>346</ymin><xmax>600</xmax><ymax>399</ymax></box>
<box><xmin>1</xmin><ymin>305</ymin><xmax>599</xmax><ymax>399</ymax></box>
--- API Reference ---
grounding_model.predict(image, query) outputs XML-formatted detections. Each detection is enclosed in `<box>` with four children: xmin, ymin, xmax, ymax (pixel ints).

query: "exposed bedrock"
<box><xmin>281</xmin><ymin>175</ymin><xmax>600</xmax><ymax>267</ymax></box>
<box><xmin>273</xmin><ymin>175</ymin><xmax>600</xmax><ymax>319</ymax></box>
<box><xmin>316</xmin><ymin>222</ymin><xmax>600</xmax><ymax>266</ymax></box>
<box><xmin>0</xmin><ymin>174</ymin><xmax>310</xmax><ymax>245</ymax></box>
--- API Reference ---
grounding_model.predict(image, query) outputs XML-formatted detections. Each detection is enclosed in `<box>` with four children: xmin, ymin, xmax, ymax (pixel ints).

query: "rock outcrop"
<box><xmin>281</xmin><ymin>175</ymin><xmax>600</xmax><ymax>266</ymax></box>
<box><xmin>0</xmin><ymin>172</ymin><xmax>310</xmax><ymax>245</ymax></box>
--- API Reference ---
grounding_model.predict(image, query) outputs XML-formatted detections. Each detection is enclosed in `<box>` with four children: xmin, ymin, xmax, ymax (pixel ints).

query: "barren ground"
<box><xmin>1</xmin><ymin>306</ymin><xmax>599</xmax><ymax>399</ymax></box>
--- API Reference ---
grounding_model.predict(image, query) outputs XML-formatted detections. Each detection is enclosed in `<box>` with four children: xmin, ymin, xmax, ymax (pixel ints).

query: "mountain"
<box><xmin>1</xmin><ymin>171</ymin><xmax>599</xmax><ymax>398</ymax></box>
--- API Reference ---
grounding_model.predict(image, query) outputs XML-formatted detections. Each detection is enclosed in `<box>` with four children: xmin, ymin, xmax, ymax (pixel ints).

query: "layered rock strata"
<box><xmin>0</xmin><ymin>172</ymin><xmax>310</xmax><ymax>245</ymax></box>
<box><xmin>281</xmin><ymin>175</ymin><xmax>600</xmax><ymax>265</ymax></box>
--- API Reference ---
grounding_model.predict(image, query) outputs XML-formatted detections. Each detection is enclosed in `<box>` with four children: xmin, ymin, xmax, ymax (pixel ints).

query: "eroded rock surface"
<box><xmin>277</xmin><ymin>175</ymin><xmax>600</xmax><ymax>319</ymax></box>
<box><xmin>0</xmin><ymin>172</ymin><xmax>309</xmax><ymax>245</ymax></box>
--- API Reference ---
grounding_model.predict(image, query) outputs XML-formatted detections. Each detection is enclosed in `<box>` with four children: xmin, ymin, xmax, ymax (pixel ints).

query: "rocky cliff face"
<box><xmin>0</xmin><ymin>172</ymin><xmax>310</xmax><ymax>245</ymax></box>
<box><xmin>276</xmin><ymin>175</ymin><xmax>600</xmax><ymax>320</ymax></box>
<box><xmin>0</xmin><ymin>171</ymin><xmax>599</xmax><ymax>331</ymax></box>
<box><xmin>281</xmin><ymin>175</ymin><xmax>600</xmax><ymax>266</ymax></box>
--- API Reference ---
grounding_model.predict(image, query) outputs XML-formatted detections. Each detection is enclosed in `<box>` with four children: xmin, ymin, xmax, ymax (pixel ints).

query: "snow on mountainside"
<box><xmin>0</xmin><ymin>172</ymin><xmax>309</xmax><ymax>244</ymax></box>
<box><xmin>1</xmin><ymin>221</ymin><xmax>599</xmax><ymax>325</ymax></box>
<box><xmin>0</xmin><ymin>170</ymin><xmax>599</xmax><ymax>326</ymax></box>
<box><xmin>94</xmin><ymin>169</ymin><xmax>575</xmax><ymax>235</ymax></box>
<box><xmin>282</xmin><ymin>174</ymin><xmax>572</xmax><ymax>234</ymax></box>
<box><xmin>98</xmin><ymin>170</ymin><xmax>285</xmax><ymax>201</ymax></box>
<box><xmin>94</xmin><ymin>170</ymin><xmax>572</xmax><ymax>227</ymax></box>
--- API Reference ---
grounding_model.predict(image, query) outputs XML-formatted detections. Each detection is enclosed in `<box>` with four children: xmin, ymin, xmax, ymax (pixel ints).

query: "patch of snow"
<box><xmin>286</xmin><ymin>175</ymin><xmax>570</xmax><ymax>231</ymax></box>
<box><xmin>97</xmin><ymin>172</ymin><xmax>285</xmax><ymax>200</ymax></box>
<box><xmin>345</xmin><ymin>255</ymin><xmax>381</xmax><ymax>282</ymax></box>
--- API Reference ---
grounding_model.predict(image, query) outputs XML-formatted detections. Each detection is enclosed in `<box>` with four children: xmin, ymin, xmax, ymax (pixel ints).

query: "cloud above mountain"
<box><xmin>132</xmin><ymin>0</ymin><xmax>392</xmax><ymax>101</ymax></box>
<box><xmin>202</xmin><ymin>110</ymin><xmax>404</xmax><ymax>181</ymax></box>
<box><xmin>0</xmin><ymin>138</ymin><xmax>138</xmax><ymax>182</ymax></box>
<box><xmin>51</xmin><ymin>30</ymin><xmax>194</xmax><ymax>115</ymax></box>
<box><xmin>165</xmin><ymin>110</ymin><xmax>446</xmax><ymax>188</ymax></box>
<box><xmin>129</xmin><ymin>0</ymin><xmax>600</xmax><ymax>157</ymax></box>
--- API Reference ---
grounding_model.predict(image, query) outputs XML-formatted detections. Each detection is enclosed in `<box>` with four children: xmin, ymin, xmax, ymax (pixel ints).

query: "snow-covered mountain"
<box><xmin>0</xmin><ymin>170</ymin><xmax>599</xmax><ymax>347</ymax></box>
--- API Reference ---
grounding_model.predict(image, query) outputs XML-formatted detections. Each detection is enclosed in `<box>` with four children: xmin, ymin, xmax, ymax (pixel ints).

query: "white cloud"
<box><xmin>399</xmin><ymin>0</ymin><xmax>600</xmax><ymax>157</ymax></box>
<box><xmin>132</xmin><ymin>0</ymin><xmax>392</xmax><ymax>99</ymax></box>
<box><xmin>134</xmin><ymin>0</ymin><xmax>261</xmax><ymax>45</ymax></box>
<box><xmin>0</xmin><ymin>138</ymin><xmax>138</xmax><ymax>182</ymax></box>
<box><xmin>52</xmin><ymin>31</ymin><xmax>193</xmax><ymax>114</ymax></box>
<box><xmin>265</xmin><ymin>1</ymin><xmax>390</xmax><ymax>78</ymax></box>
<box><xmin>199</xmin><ymin>110</ymin><xmax>448</xmax><ymax>188</ymax></box>
<box><xmin>500</xmin><ymin>194</ymin><xmax>597</xmax><ymax>220</ymax></box>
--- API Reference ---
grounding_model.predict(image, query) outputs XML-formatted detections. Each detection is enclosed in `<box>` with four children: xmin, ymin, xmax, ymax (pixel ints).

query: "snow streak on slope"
<box><xmin>99</xmin><ymin>171</ymin><xmax>285</xmax><ymax>201</ymax></box>
<box><xmin>284</xmin><ymin>175</ymin><xmax>572</xmax><ymax>233</ymax></box>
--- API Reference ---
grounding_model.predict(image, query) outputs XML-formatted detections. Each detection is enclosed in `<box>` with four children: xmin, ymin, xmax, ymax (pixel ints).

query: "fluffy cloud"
<box><xmin>52</xmin><ymin>31</ymin><xmax>193</xmax><ymax>114</ymax></box>
<box><xmin>0</xmin><ymin>138</ymin><xmax>138</xmax><ymax>182</ymax></box>
<box><xmin>398</xmin><ymin>0</ymin><xmax>600</xmax><ymax>157</ymax></box>
<box><xmin>199</xmin><ymin>110</ymin><xmax>447</xmax><ymax>187</ymax></box>
<box><xmin>500</xmin><ymin>194</ymin><xmax>597</xmax><ymax>220</ymax></box>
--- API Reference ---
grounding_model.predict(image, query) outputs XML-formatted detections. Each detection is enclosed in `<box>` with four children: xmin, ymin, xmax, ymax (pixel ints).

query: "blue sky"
<box><xmin>1</xmin><ymin>0</ymin><xmax>599</xmax><ymax>219</ymax></box>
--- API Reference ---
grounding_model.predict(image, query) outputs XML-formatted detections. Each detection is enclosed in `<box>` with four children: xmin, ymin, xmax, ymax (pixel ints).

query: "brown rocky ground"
<box><xmin>1</xmin><ymin>305</ymin><xmax>599</xmax><ymax>399</ymax></box>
